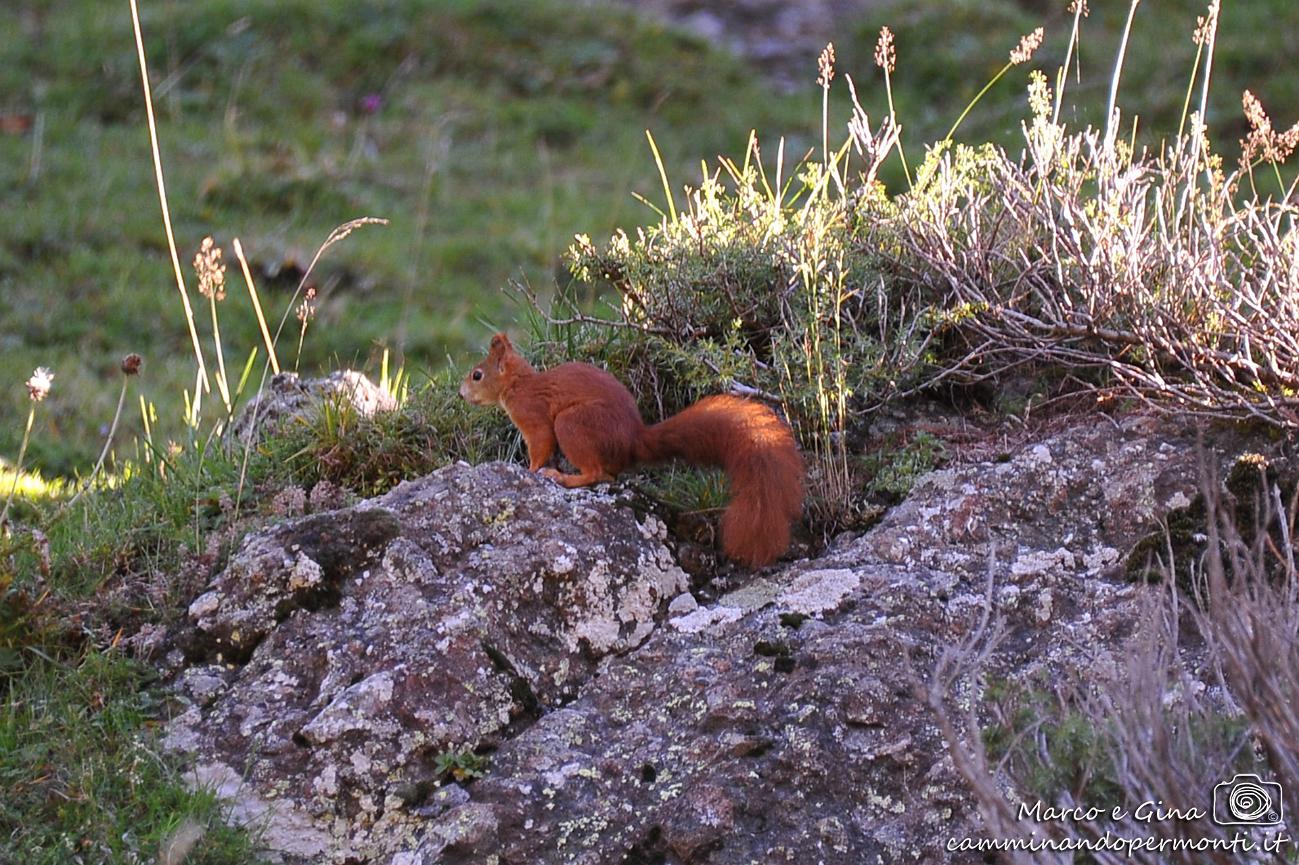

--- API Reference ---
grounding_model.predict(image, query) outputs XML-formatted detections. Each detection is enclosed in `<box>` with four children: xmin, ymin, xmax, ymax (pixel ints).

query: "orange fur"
<box><xmin>460</xmin><ymin>333</ymin><xmax>804</xmax><ymax>567</ymax></box>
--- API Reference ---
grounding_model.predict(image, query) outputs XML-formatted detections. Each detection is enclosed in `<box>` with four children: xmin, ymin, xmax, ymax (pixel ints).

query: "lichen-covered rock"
<box><xmin>170</xmin><ymin>414</ymin><xmax>1244</xmax><ymax>864</ymax></box>
<box><xmin>423</xmin><ymin>565</ymin><xmax>960</xmax><ymax>865</ymax></box>
<box><xmin>165</xmin><ymin>462</ymin><xmax>687</xmax><ymax>862</ymax></box>
<box><xmin>408</xmin><ymin>415</ymin><xmax>1226</xmax><ymax>865</ymax></box>
<box><xmin>226</xmin><ymin>370</ymin><xmax>397</xmax><ymax>446</ymax></box>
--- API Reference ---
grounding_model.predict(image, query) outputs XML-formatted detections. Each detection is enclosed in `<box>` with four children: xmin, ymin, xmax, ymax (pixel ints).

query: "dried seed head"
<box><xmin>1280</xmin><ymin>122</ymin><xmax>1299</xmax><ymax>164</ymax></box>
<box><xmin>874</xmin><ymin>27</ymin><xmax>896</xmax><ymax>74</ymax></box>
<box><xmin>25</xmin><ymin>367</ymin><xmax>53</xmax><ymax>402</ymax></box>
<box><xmin>1010</xmin><ymin>28</ymin><xmax>1044</xmax><ymax>65</ymax></box>
<box><xmin>1241</xmin><ymin>90</ymin><xmax>1274</xmax><ymax>168</ymax></box>
<box><xmin>1193</xmin><ymin>0</ymin><xmax>1220</xmax><ymax>46</ymax></box>
<box><xmin>120</xmin><ymin>353</ymin><xmax>143</xmax><ymax>376</ymax></box>
<box><xmin>1068</xmin><ymin>0</ymin><xmax>1089</xmax><ymax>15</ymax></box>
<box><xmin>297</xmin><ymin>287</ymin><xmax>317</xmax><ymax>324</ymax></box>
<box><xmin>1240</xmin><ymin>90</ymin><xmax>1299</xmax><ymax>171</ymax></box>
<box><xmin>1243</xmin><ymin>90</ymin><xmax>1270</xmax><ymax>133</ymax></box>
<box><xmin>1028</xmin><ymin>70</ymin><xmax>1052</xmax><ymax>119</ymax></box>
<box><xmin>817</xmin><ymin>43</ymin><xmax>836</xmax><ymax>88</ymax></box>
<box><xmin>193</xmin><ymin>236</ymin><xmax>226</xmax><ymax>301</ymax></box>
<box><xmin>1208</xmin><ymin>152</ymin><xmax>1226</xmax><ymax>193</ymax></box>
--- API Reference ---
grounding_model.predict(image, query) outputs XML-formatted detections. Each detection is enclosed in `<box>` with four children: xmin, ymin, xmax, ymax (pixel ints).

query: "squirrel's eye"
<box><xmin>472</xmin><ymin>369</ymin><xmax>483</xmax><ymax>381</ymax></box>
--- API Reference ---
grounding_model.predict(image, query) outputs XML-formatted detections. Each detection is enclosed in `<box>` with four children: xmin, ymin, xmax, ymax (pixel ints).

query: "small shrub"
<box><xmin>982</xmin><ymin>680</ymin><xmax>1125</xmax><ymax>809</ymax></box>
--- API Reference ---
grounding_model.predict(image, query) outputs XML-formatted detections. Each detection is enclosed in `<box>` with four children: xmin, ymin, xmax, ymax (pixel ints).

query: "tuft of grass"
<box><xmin>257</xmin><ymin>372</ymin><xmax>521</xmax><ymax>497</ymax></box>
<box><xmin>0</xmin><ymin>575</ymin><xmax>74</xmax><ymax>681</ymax></box>
<box><xmin>862</xmin><ymin>431</ymin><xmax>948</xmax><ymax>501</ymax></box>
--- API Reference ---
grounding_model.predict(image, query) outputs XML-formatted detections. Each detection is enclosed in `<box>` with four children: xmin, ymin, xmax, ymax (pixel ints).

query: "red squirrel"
<box><xmin>459</xmin><ymin>333</ymin><xmax>804</xmax><ymax>567</ymax></box>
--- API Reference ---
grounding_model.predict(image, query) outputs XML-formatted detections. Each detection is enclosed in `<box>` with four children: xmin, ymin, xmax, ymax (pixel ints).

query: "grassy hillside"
<box><xmin>0</xmin><ymin>0</ymin><xmax>813</xmax><ymax>474</ymax></box>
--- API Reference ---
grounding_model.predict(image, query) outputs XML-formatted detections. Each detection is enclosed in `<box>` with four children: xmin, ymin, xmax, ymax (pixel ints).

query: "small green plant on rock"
<box><xmin>863</xmin><ymin>431</ymin><xmax>948</xmax><ymax>500</ymax></box>
<box><xmin>434</xmin><ymin>748</ymin><xmax>489</xmax><ymax>783</ymax></box>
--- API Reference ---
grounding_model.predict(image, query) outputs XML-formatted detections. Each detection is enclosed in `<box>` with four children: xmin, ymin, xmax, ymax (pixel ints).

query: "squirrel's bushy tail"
<box><xmin>636</xmin><ymin>395</ymin><xmax>804</xmax><ymax>567</ymax></box>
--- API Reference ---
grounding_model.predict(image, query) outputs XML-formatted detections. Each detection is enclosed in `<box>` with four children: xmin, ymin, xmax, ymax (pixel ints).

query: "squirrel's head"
<box><xmin>460</xmin><ymin>332</ymin><xmax>527</xmax><ymax>405</ymax></box>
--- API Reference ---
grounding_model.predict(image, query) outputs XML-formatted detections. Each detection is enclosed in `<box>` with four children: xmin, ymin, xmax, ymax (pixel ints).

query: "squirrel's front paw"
<box><xmin>537</xmin><ymin>467</ymin><xmax>564</xmax><ymax>483</ymax></box>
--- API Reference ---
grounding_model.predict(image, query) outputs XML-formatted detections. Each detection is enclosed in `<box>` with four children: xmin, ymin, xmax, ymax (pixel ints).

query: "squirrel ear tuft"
<box><xmin>490</xmin><ymin>332</ymin><xmax>511</xmax><ymax>351</ymax></box>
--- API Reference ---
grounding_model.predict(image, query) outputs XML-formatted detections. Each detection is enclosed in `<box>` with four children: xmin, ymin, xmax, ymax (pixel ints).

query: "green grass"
<box><xmin>0</xmin><ymin>652</ymin><xmax>257</xmax><ymax>865</ymax></box>
<box><xmin>862</xmin><ymin>431</ymin><xmax>948</xmax><ymax>501</ymax></box>
<box><xmin>257</xmin><ymin>368</ymin><xmax>523</xmax><ymax>496</ymax></box>
<box><xmin>0</xmin><ymin>0</ymin><xmax>812</xmax><ymax>474</ymax></box>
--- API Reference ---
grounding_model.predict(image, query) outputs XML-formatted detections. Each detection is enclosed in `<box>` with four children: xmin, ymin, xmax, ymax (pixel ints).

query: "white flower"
<box><xmin>25</xmin><ymin>367</ymin><xmax>53</xmax><ymax>402</ymax></box>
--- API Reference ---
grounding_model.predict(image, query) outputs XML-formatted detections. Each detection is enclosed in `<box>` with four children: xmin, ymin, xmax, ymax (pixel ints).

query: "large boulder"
<box><xmin>167</xmin><ymin>414</ymin><xmax>1232</xmax><ymax>863</ymax></box>
<box><xmin>165</xmin><ymin>462</ymin><xmax>687</xmax><ymax>861</ymax></box>
<box><xmin>408</xmin><ymin>414</ymin><xmax>1211</xmax><ymax>865</ymax></box>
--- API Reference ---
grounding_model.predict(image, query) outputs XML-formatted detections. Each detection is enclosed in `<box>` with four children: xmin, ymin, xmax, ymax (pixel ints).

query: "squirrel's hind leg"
<box><xmin>545</xmin><ymin>405</ymin><xmax>633</xmax><ymax>488</ymax></box>
<box><xmin>539</xmin><ymin>466</ymin><xmax>615</xmax><ymax>488</ymax></box>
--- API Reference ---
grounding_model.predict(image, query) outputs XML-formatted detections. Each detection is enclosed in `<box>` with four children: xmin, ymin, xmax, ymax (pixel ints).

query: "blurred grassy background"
<box><xmin>2</xmin><ymin>0</ymin><xmax>1296</xmax><ymax>476</ymax></box>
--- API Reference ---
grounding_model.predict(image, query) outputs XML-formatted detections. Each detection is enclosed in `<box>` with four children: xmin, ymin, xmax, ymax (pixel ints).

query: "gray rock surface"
<box><xmin>166</xmin><ymin>462</ymin><xmax>687</xmax><ymax>862</ymax></box>
<box><xmin>599</xmin><ymin>0</ymin><xmax>881</xmax><ymax>87</ymax></box>
<box><xmin>167</xmin><ymin>414</ymin><xmax>1229</xmax><ymax>864</ymax></box>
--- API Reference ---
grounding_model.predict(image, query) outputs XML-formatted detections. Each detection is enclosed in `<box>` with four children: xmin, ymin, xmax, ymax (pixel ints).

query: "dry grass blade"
<box><xmin>269</xmin><ymin>216</ymin><xmax>390</xmax><ymax>348</ymax></box>
<box><xmin>127</xmin><ymin>0</ymin><xmax>209</xmax><ymax>401</ymax></box>
<box><xmin>232</xmin><ymin>238</ymin><xmax>279</xmax><ymax>376</ymax></box>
